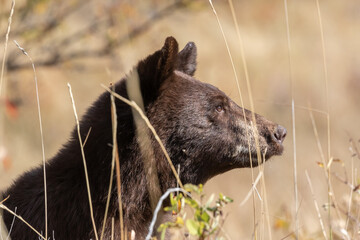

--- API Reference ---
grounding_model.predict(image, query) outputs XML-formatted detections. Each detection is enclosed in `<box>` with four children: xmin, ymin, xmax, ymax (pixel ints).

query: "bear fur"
<box><xmin>1</xmin><ymin>37</ymin><xmax>286</xmax><ymax>239</ymax></box>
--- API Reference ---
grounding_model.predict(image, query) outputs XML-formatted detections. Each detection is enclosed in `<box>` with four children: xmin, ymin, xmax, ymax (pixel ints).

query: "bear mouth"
<box><xmin>247</xmin><ymin>141</ymin><xmax>284</xmax><ymax>167</ymax></box>
<box><xmin>229</xmin><ymin>139</ymin><xmax>284</xmax><ymax>168</ymax></box>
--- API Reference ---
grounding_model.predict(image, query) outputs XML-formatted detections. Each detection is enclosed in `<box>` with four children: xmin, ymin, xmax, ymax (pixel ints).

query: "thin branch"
<box><xmin>145</xmin><ymin>188</ymin><xmax>189</xmax><ymax>240</ymax></box>
<box><xmin>5</xmin><ymin>207</ymin><xmax>16</xmax><ymax>240</ymax></box>
<box><xmin>0</xmin><ymin>203</ymin><xmax>46</xmax><ymax>240</ymax></box>
<box><xmin>6</xmin><ymin>0</ymin><xmax>187</xmax><ymax>71</ymax></box>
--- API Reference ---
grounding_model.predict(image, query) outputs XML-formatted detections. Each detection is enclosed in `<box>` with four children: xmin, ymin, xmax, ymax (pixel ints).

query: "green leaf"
<box><xmin>220</xmin><ymin>193</ymin><xmax>233</xmax><ymax>203</ymax></box>
<box><xmin>198</xmin><ymin>221</ymin><xmax>205</xmax><ymax>235</ymax></box>
<box><xmin>200</xmin><ymin>210</ymin><xmax>210</xmax><ymax>223</ymax></box>
<box><xmin>184</xmin><ymin>184</ymin><xmax>200</xmax><ymax>194</ymax></box>
<box><xmin>163</xmin><ymin>206</ymin><xmax>174</xmax><ymax>212</ymax></box>
<box><xmin>186</xmin><ymin>219</ymin><xmax>200</xmax><ymax>236</ymax></box>
<box><xmin>185</xmin><ymin>198</ymin><xmax>199</xmax><ymax>209</ymax></box>
<box><xmin>160</xmin><ymin>228</ymin><xmax>166</xmax><ymax>240</ymax></box>
<box><xmin>194</xmin><ymin>209</ymin><xmax>210</xmax><ymax>223</ymax></box>
<box><xmin>206</xmin><ymin>206</ymin><xmax>217</xmax><ymax>212</ymax></box>
<box><xmin>198</xmin><ymin>184</ymin><xmax>204</xmax><ymax>194</ymax></box>
<box><xmin>170</xmin><ymin>192</ymin><xmax>176</xmax><ymax>206</ymax></box>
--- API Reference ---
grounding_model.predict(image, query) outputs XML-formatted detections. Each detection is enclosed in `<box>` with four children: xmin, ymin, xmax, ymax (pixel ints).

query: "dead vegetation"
<box><xmin>1</xmin><ymin>0</ymin><xmax>360</xmax><ymax>239</ymax></box>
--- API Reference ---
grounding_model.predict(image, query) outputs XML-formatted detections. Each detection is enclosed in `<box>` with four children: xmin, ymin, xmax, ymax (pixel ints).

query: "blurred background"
<box><xmin>1</xmin><ymin>0</ymin><xmax>360</xmax><ymax>239</ymax></box>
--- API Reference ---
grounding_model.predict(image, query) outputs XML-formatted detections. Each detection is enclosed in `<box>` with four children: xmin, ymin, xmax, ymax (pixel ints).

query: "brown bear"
<box><xmin>1</xmin><ymin>37</ymin><xmax>286</xmax><ymax>239</ymax></box>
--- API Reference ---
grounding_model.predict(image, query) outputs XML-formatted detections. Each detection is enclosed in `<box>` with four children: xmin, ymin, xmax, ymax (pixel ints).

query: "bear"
<box><xmin>1</xmin><ymin>37</ymin><xmax>286</xmax><ymax>239</ymax></box>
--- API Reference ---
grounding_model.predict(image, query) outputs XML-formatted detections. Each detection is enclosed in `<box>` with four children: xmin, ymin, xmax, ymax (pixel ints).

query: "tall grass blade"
<box><xmin>283</xmin><ymin>1</ymin><xmax>298</xmax><ymax>238</ymax></box>
<box><xmin>67</xmin><ymin>83</ymin><xmax>99</xmax><ymax>240</ymax></box>
<box><xmin>101</xmin><ymin>84</ymin><xmax>183</xmax><ymax>189</ymax></box>
<box><xmin>208</xmin><ymin>0</ymin><xmax>261</xmax><ymax>237</ymax></box>
<box><xmin>13</xmin><ymin>40</ymin><xmax>48</xmax><ymax>240</ymax></box>
<box><xmin>0</xmin><ymin>203</ymin><xmax>45</xmax><ymax>240</ymax></box>
<box><xmin>305</xmin><ymin>170</ymin><xmax>328</xmax><ymax>240</ymax></box>
<box><xmin>315</xmin><ymin>1</ymin><xmax>332</xmax><ymax>237</ymax></box>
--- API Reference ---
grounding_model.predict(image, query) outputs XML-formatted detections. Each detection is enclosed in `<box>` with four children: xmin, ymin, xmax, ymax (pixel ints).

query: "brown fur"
<box><xmin>2</xmin><ymin>37</ymin><xmax>286</xmax><ymax>239</ymax></box>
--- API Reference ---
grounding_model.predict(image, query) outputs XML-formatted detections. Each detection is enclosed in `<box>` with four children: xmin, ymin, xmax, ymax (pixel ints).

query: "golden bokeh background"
<box><xmin>1</xmin><ymin>0</ymin><xmax>360</xmax><ymax>238</ymax></box>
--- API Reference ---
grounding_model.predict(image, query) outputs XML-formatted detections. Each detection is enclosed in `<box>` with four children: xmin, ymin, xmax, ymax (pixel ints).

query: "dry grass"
<box><xmin>1</xmin><ymin>0</ymin><xmax>360</xmax><ymax>239</ymax></box>
<box><xmin>13</xmin><ymin>40</ymin><xmax>48</xmax><ymax>240</ymax></box>
<box><xmin>0</xmin><ymin>201</ymin><xmax>45</xmax><ymax>240</ymax></box>
<box><xmin>102</xmin><ymin>84</ymin><xmax>183</xmax><ymax>189</ymax></box>
<box><xmin>67</xmin><ymin>83</ymin><xmax>99</xmax><ymax>240</ymax></box>
<box><xmin>0</xmin><ymin>2</ymin><xmax>15</xmax><ymax>238</ymax></box>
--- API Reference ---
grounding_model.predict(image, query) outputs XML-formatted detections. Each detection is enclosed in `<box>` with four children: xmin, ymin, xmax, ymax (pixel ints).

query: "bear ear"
<box><xmin>176</xmin><ymin>41</ymin><xmax>197</xmax><ymax>76</ymax></box>
<box><xmin>135</xmin><ymin>36</ymin><xmax>179</xmax><ymax>105</ymax></box>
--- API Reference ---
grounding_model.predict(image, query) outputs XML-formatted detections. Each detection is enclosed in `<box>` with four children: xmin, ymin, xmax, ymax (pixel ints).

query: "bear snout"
<box><xmin>272</xmin><ymin>125</ymin><xmax>287</xmax><ymax>144</ymax></box>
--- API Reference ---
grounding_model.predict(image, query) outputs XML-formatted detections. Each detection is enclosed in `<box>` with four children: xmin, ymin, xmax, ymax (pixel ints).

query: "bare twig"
<box><xmin>145</xmin><ymin>188</ymin><xmax>189</xmax><ymax>240</ymax></box>
<box><xmin>0</xmin><ymin>203</ymin><xmax>46</xmax><ymax>240</ymax></box>
<box><xmin>13</xmin><ymin>40</ymin><xmax>48</xmax><ymax>240</ymax></box>
<box><xmin>67</xmin><ymin>83</ymin><xmax>99</xmax><ymax>240</ymax></box>
<box><xmin>5</xmin><ymin>206</ymin><xmax>16</xmax><ymax>240</ymax></box>
<box><xmin>6</xmin><ymin>0</ymin><xmax>187</xmax><ymax>71</ymax></box>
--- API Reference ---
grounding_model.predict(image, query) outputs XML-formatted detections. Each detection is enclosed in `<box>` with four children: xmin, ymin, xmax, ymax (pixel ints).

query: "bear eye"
<box><xmin>215</xmin><ymin>105</ymin><xmax>224</xmax><ymax>113</ymax></box>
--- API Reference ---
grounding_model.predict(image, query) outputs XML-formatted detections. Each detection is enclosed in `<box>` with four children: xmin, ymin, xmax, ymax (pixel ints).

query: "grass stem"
<box><xmin>305</xmin><ymin>170</ymin><xmax>328</xmax><ymax>240</ymax></box>
<box><xmin>0</xmin><ymin>203</ymin><xmax>45</xmax><ymax>240</ymax></box>
<box><xmin>101</xmin><ymin>84</ymin><xmax>183</xmax><ymax>189</ymax></box>
<box><xmin>14</xmin><ymin>40</ymin><xmax>48</xmax><ymax>240</ymax></box>
<box><xmin>283</xmin><ymin>1</ymin><xmax>298</xmax><ymax>238</ymax></box>
<box><xmin>67</xmin><ymin>83</ymin><xmax>99</xmax><ymax>240</ymax></box>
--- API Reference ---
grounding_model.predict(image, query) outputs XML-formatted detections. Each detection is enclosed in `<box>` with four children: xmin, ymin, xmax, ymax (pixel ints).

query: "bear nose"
<box><xmin>273</xmin><ymin>125</ymin><xmax>287</xmax><ymax>144</ymax></box>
